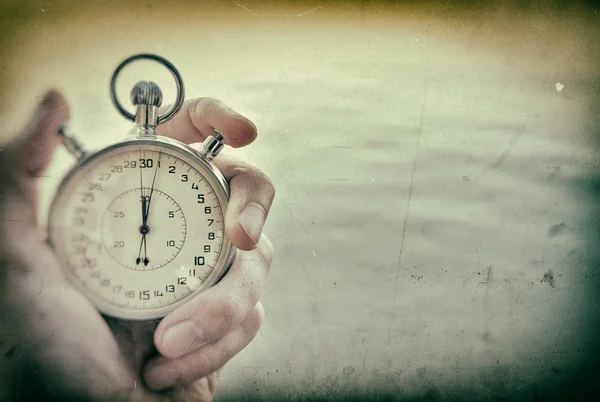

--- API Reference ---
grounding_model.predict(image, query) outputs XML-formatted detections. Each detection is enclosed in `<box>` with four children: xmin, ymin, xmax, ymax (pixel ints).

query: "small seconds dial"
<box><xmin>101</xmin><ymin>188</ymin><xmax>187</xmax><ymax>270</ymax></box>
<box><xmin>48</xmin><ymin>141</ymin><xmax>230</xmax><ymax>319</ymax></box>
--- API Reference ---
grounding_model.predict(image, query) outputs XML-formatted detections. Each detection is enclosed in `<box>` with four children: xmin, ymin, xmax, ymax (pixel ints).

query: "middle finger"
<box><xmin>153</xmin><ymin>234</ymin><xmax>273</xmax><ymax>359</ymax></box>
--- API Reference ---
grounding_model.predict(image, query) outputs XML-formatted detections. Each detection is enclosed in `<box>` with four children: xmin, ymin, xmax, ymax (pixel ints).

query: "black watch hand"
<box><xmin>136</xmin><ymin>193</ymin><xmax>149</xmax><ymax>266</ymax></box>
<box><xmin>141</xmin><ymin>191</ymin><xmax>148</xmax><ymax>225</ymax></box>
<box><xmin>136</xmin><ymin>235</ymin><xmax>145</xmax><ymax>265</ymax></box>
<box><xmin>144</xmin><ymin>151</ymin><xmax>162</xmax><ymax>224</ymax></box>
<box><xmin>143</xmin><ymin>235</ymin><xmax>149</xmax><ymax>266</ymax></box>
<box><xmin>135</xmin><ymin>236</ymin><xmax>149</xmax><ymax>266</ymax></box>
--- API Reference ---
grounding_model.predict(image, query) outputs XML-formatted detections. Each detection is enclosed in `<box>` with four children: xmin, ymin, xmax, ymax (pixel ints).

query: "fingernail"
<box><xmin>161</xmin><ymin>321</ymin><xmax>201</xmax><ymax>358</ymax></box>
<box><xmin>239</xmin><ymin>203</ymin><xmax>265</xmax><ymax>245</ymax></box>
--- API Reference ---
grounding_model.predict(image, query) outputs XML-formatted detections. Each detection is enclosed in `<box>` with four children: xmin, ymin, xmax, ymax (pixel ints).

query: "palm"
<box><xmin>8</xmin><ymin>236</ymin><xmax>214</xmax><ymax>401</ymax></box>
<box><xmin>8</xmin><ymin>235</ymin><xmax>147</xmax><ymax>399</ymax></box>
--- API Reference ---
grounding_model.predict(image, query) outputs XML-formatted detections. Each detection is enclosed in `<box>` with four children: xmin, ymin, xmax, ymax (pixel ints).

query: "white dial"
<box><xmin>48</xmin><ymin>139</ymin><xmax>233</xmax><ymax>320</ymax></box>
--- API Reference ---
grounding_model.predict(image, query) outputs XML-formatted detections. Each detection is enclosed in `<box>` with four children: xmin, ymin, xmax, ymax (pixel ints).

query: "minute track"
<box><xmin>49</xmin><ymin>139</ymin><xmax>231</xmax><ymax>319</ymax></box>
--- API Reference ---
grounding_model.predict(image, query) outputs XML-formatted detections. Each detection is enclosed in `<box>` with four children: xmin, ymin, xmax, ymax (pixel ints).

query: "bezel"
<box><xmin>47</xmin><ymin>134</ymin><xmax>236</xmax><ymax>320</ymax></box>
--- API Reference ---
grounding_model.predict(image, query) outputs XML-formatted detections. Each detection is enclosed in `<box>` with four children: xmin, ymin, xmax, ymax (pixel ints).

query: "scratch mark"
<box><xmin>587</xmin><ymin>217</ymin><xmax>592</xmax><ymax>265</ymax></box>
<box><xmin>552</xmin><ymin>286</ymin><xmax>580</xmax><ymax>353</ymax></box>
<box><xmin>547</xmin><ymin>166</ymin><xmax>560</xmax><ymax>182</ymax></box>
<box><xmin>491</xmin><ymin>124</ymin><xmax>526</xmax><ymax>168</ymax></box>
<box><xmin>388</xmin><ymin>67</ymin><xmax>429</xmax><ymax>346</ymax></box>
<box><xmin>297</xmin><ymin>6</ymin><xmax>322</xmax><ymax>17</ymax></box>
<box><xmin>515</xmin><ymin>177</ymin><xmax>529</xmax><ymax>254</ymax></box>
<box><xmin>483</xmin><ymin>265</ymin><xmax>494</xmax><ymax>306</ymax></box>
<box><xmin>231</xmin><ymin>1</ymin><xmax>266</xmax><ymax>20</ymax></box>
<box><xmin>550</xmin><ymin>274</ymin><xmax>589</xmax><ymax>292</ymax></box>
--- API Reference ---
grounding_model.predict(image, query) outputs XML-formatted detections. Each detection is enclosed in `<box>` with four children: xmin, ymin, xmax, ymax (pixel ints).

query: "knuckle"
<box><xmin>195</xmin><ymin>347</ymin><xmax>216</xmax><ymax>374</ymax></box>
<box><xmin>257</xmin><ymin>234</ymin><xmax>274</xmax><ymax>268</ymax></box>
<box><xmin>171</xmin><ymin>349</ymin><xmax>214</xmax><ymax>386</ymax></box>
<box><xmin>194</xmin><ymin>97</ymin><xmax>220</xmax><ymax>119</ymax></box>
<box><xmin>186</xmin><ymin>320</ymin><xmax>206</xmax><ymax>343</ymax></box>
<box><xmin>232</xmin><ymin>163</ymin><xmax>276</xmax><ymax>202</ymax></box>
<box><xmin>168</xmin><ymin>364</ymin><xmax>187</xmax><ymax>387</ymax></box>
<box><xmin>239</xmin><ymin>304</ymin><xmax>263</xmax><ymax>344</ymax></box>
<box><xmin>250</xmin><ymin>164</ymin><xmax>274</xmax><ymax>190</ymax></box>
<box><xmin>248</xmin><ymin>303</ymin><xmax>264</xmax><ymax>334</ymax></box>
<box><xmin>217</xmin><ymin>293</ymin><xmax>246</xmax><ymax>326</ymax></box>
<box><xmin>260</xmin><ymin>174</ymin><xmax>276</xmax><ymax>202</ymax></box>
<box><xmin>230</xmin><ymin>164</ymin><xmax>254</xmax><ymax>181</ymax></box>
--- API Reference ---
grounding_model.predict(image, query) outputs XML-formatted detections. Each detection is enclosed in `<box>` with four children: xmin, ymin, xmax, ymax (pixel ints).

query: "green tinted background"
<box><xmin>1</xmin><ymin>0</ymin><xmax>599</xmax><ymax>400</ymax></box>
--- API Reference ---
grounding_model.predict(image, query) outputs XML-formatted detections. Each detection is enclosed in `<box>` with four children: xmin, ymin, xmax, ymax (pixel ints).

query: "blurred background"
<box><xmin>1</xmin><ymin>0</ymin><xmax>600</xmax><ymax>400</ymax></box>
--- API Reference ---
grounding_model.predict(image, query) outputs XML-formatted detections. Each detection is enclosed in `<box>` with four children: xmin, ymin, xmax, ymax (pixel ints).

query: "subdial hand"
<box><xmin>137</xmin><ymin>193</ymin><xmax>149</xmax><ymax>266</ymax></box>
<box><xmin>136</xmin><ymin>228</ymin><xmax>150</xmax><ymax>266</ymax></box>
<box><xmin>135</xmin><ymin>233</ymin><xmax>149</xmax><ymax>265</ymax></box>
<box><xmin>136</xmin><ymin>235</ymin><xmax>144</xmax><ymax>265</ymax></box>
<box><xmin>143</xmin><ymin>236</ymin><xmax>149</xmax><ymax>266</ymax></box>
<box><xmin>140</xmin><ymin>152</ymin><xmax>161</xmax><ymax>266</ymax></box>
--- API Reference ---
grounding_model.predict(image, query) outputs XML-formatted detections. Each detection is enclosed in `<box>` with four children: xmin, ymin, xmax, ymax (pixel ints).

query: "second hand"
<box><xmin>136</xmin><ymin>149</ymin><xmax>147</xmax><ymax>266</ymax></box>
<box><xmin>141</xmin><ymin>151</ymin><xmax>162</xmax><ymax>266</ymax></box>
<box><xmin>136</xmin><ymin>195</ymin><xmax>148</xmax><ymax>266</ymax></box>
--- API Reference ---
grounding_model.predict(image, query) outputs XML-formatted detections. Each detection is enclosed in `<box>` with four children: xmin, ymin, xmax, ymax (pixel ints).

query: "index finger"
<box><xmin>155</xmin><ymin>97</ymin><xmax>257</xmax><ymax>147</ymax></box>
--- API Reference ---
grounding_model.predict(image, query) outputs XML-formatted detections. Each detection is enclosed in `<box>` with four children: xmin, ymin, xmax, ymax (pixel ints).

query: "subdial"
<box><xmin>101</xmin><ymin>188</ymin><xmax>186</xmax><ymax>270</ymax></box>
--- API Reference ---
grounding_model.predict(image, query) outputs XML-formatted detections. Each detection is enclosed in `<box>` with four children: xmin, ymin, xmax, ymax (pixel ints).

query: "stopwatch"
<box><xmin>48</xmin><ymin>54</ymin><xmax>235</xmax><ymax>320</ymax></box>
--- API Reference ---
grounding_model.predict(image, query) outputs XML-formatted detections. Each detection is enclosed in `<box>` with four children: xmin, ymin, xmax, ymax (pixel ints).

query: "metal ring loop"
<box><xmin>110</xmin><ymin>53</ymin><xmax>185</xmax><ymax>125</ymax></box>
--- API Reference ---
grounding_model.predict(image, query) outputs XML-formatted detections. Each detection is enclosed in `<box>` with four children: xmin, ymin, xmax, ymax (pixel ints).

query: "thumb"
<box><xmin>0</xmin><ymin>91</ymin><xmax>69</xmax><ymax>238</ymax></box>
<box><xmin>7</xmin><ymin>90</ymin><xmax>70</xmax><ymax>177</ymax></box>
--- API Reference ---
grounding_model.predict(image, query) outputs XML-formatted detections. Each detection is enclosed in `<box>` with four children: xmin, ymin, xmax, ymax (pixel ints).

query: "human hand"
<box><xmin>0</xmin><ymin>91</ymin><xmax>275</xmax><ymax>401</ymax></box>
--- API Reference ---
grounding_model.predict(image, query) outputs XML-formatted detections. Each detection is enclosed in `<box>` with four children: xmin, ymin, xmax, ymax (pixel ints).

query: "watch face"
<box><xmin>48</xmin><ymin>138</ymin><xmax>234</xmax><ymax>320</ymax></box>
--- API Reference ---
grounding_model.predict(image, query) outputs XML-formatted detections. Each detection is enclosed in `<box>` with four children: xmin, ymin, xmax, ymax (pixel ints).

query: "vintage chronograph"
<box><xmin>47</xmin><ymin>54</ymin><xmax>235</xmax><ymax>320</ymax></box>
<box><xmin>48</xmin><ymin>140</ymin><xmax>233</xmax><ymax>320</ymax></box>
